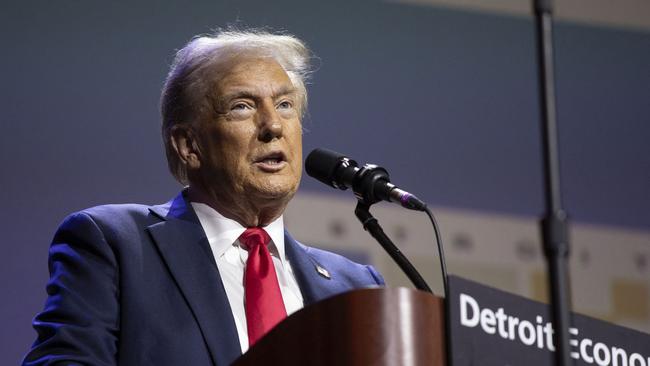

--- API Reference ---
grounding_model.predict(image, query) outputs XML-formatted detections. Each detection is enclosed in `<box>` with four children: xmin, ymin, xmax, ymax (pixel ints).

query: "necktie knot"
<box><xmin>239</xmin><ymin>227</ymin><xmax>271</xmax><ymax>251</ymax></box>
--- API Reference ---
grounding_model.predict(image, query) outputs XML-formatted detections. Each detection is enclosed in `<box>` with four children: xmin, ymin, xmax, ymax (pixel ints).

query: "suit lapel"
<box><xmin>147</xmin><ymin>192</ymin><xmax>241</xmax><ymax>366</ymax></box>
<box><xmin>284</xmin><ymin>231</ymin><xmax>339</xmax><ymax>305</ymax></box>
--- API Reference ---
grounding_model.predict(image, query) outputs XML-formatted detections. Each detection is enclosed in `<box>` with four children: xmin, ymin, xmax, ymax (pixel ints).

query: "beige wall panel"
<box><xmin>286</xmin><ymin>191</ymin><xmax>650</xmax><ymax>333</ymax></box>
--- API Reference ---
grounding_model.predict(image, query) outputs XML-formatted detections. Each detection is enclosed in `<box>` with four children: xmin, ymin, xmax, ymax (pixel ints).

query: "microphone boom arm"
<box><xmin>354</xmin><ymin>201</ymin><xmax>433</xmax><ymax>294</ymax></box>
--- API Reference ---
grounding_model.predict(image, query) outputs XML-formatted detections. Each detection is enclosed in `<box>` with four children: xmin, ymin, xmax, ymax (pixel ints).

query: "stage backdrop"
<box><xmin>1</xmin><ymin>0</ymin><xmax>648</xmax><ymax>364</ymax></box>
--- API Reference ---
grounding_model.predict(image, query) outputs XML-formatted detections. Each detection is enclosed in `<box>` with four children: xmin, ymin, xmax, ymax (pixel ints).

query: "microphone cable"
<box><xmin>424</xmin><ymin>205</ymin><xmax>449</xmax><ymax>297</ymax></box>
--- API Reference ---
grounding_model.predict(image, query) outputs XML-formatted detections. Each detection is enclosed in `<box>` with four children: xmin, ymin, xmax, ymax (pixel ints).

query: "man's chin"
<box><xmin>256</xmin><ymin>188</ymin><xmax>297</xmax><ymax>202</ymax></box>
<box><xmin>248</xmin><ymin>181</ymin><xmax>299</xmax><ymax>202</ymax></box>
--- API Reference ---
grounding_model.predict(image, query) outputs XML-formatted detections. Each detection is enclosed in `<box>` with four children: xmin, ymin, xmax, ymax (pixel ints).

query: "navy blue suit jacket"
<box><xmin>24</xmin><ymin>192</ymin><xmax>384</xmax><ymax>365</ymax></box>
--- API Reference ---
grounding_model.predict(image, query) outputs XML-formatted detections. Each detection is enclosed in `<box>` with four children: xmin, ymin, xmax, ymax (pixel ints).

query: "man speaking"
<box><xmin>23</xmin><ymin>30</ymin><xmax>384</xmax><ymax>365</ymax></box>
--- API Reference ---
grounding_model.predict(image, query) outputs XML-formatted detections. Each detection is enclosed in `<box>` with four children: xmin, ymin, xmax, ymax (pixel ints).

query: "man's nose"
<box><xmin>257</xmin><ymin>100</ymin><xmax>283</xmax><ymax>142</ymax></box>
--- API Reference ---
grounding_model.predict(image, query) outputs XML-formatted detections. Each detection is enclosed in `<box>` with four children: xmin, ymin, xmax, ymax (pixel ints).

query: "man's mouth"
<box><xmin>253</xmin><ymin>151</ymin><xmax>287</xmax><ymax>172</ymax></box>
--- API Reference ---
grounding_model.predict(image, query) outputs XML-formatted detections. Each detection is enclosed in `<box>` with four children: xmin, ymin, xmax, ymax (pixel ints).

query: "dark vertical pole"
<box><xmin>533</xmin><ymin>0</ymin><xmax>572</xmax><ymax>365</ymax></box>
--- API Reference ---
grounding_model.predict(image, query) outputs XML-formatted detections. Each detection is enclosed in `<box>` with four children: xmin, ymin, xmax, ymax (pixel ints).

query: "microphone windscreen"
<box><xmin>305</xmin><ymin>148</ymin><xmax>346</xmax><ymax>188</ymax></box>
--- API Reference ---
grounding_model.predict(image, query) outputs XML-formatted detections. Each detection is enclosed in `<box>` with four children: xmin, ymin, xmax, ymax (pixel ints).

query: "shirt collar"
<box><xmin>190</xmin><ymin>202</ymin><xmax>286</xmax><ymax>262</ymax></box>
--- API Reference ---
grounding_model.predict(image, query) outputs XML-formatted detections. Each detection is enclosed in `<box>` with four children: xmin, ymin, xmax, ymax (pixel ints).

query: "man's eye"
<box><xmin>231</xmin><ymin>103</ymin><xmax>251</xmax><ymax>111</ymax></box>
<box><xmin>277</xmin><ymin>101</ymin><xmax>292</xmax><ymax>109</ymax></box>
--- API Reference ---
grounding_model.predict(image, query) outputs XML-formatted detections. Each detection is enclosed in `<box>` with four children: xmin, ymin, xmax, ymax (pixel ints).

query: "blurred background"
<box><xmin>1</xmin><ymin>0</ymin><xmax>648</xmax><ymax>363</ymax></box>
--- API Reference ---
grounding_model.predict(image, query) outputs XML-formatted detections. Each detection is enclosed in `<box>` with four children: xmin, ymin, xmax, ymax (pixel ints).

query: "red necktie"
<box><xmin>239</xmin><ymin>227</ymin><xmax>287</xmax><ymax>346</ymax></box>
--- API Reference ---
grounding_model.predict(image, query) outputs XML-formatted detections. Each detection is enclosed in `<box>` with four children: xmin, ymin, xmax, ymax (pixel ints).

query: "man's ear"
<box><xmin>170</xmin><ymin>124</ymin><xmax>202</xmax><ymax>170</ymax></box>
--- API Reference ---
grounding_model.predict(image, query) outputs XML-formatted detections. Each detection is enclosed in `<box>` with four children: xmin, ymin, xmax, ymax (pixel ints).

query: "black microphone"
<box><xmin>305</xmin><ymin>148</ymin><xmax>427</xmax><ymax>211</ymax></box>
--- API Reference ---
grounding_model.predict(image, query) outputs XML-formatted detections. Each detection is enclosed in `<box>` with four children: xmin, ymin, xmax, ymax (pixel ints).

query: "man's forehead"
<box><xmin>213</xmin><ymin>58</ymin><xmax>296</xmax><ymax>98</ymax></box>
<box><xmin>215</xmin><ymin>56</ymin><xmax>287</xmax><ymax>79</ymax></box>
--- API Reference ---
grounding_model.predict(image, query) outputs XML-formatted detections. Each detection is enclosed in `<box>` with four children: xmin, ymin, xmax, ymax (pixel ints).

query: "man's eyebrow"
<box><xmin>220</xmin><ymin>90</ymin><xmax>257</xmax><ymax>102</ymax></box>
<box><xmin>272</xmin><ymin>86</ymin><xmax>298</xmax><ymax>98</ymax></box>
<box><xmin>220</xmin><ymin>86</ymin><xmax>298</xmax><ymax>102</ymax></box>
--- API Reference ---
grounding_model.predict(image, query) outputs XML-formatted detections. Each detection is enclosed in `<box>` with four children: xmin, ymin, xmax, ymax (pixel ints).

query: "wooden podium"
<box><xmin>234</xmin><ymin>288</ymin><xmax>446</xmax><ymax>366</ymax></box>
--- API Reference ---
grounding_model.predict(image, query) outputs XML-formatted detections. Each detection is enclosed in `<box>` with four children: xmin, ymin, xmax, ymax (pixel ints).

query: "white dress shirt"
<box><xmin>191</xmin><ymin>202</ymin><xmax>304</xmax><ymax>353</ymax></box>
